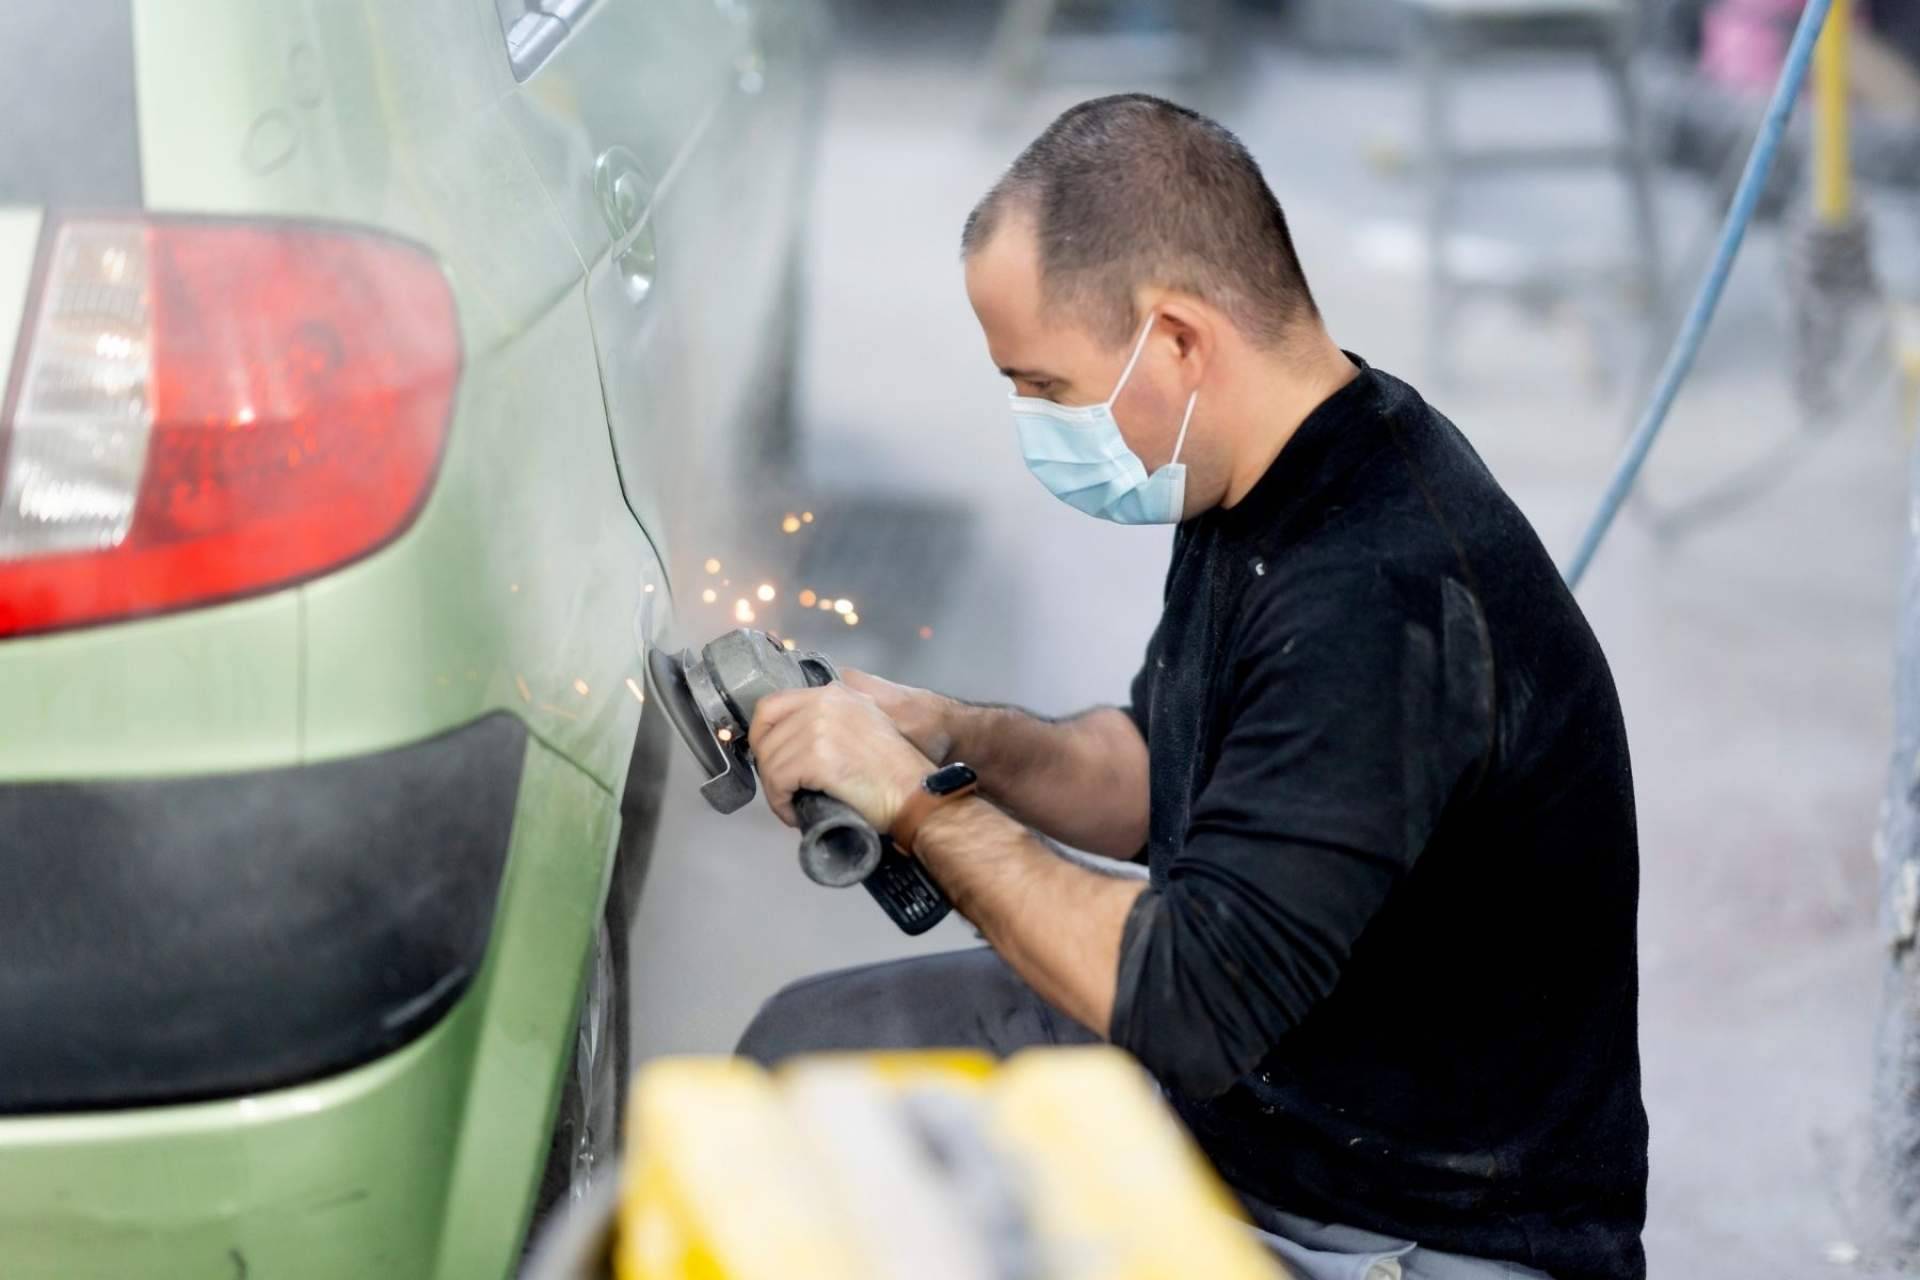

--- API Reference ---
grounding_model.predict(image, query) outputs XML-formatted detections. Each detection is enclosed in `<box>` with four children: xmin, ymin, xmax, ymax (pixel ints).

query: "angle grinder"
<box><xmin>645</xmin><ymin>628</ymin><xmax>953</xmax><ymax>936</ymax></box>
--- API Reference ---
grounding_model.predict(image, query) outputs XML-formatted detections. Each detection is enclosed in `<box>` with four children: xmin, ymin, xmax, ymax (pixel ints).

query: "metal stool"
<box><xmin>1401</xmin><ymin>0</ymin><xmax>1664</xmax><ymax>381</ymax></box>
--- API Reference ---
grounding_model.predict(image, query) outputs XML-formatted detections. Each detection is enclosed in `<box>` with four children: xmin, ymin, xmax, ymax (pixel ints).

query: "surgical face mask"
<box><xmin>1010</xmin><ymin>314</ymin><xmax>1199</xmax><ymax>526</ymax></box>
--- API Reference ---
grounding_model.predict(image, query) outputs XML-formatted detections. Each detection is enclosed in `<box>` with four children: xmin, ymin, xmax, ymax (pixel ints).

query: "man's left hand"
<box><xmin>747</xmin><ymin>682</ymin><xmax>934</xmax><ymax>832</ymax></box>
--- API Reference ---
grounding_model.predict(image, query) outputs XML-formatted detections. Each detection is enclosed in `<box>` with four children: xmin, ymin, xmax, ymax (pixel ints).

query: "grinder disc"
<box><xmin>645</xmin><ymin>646</ymin><xmax>728</xmax><ymax>782</ymax></box>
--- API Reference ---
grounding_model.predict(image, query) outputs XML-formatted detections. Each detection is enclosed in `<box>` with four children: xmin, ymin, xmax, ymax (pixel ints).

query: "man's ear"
<box><xmin>1150</xmin><ymin>296</ymin><xmax>1213</xmax><ymax>384</ymax></box>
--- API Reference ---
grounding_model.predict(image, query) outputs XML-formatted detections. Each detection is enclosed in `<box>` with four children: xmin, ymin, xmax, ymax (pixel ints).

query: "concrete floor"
<box><xmin>630</xmin><ymin>15</ymin><xmax>1915</xmax><ymax>1277</ymax></box>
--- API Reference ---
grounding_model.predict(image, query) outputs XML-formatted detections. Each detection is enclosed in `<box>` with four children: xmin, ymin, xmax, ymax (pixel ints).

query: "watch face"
<box><xmin>925</xmin><ymin>762</ymin><xmax>979</xmax><ymax>796</ymax></box>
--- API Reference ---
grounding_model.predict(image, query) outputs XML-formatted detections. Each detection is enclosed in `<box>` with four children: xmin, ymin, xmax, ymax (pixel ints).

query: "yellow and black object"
<box><xmin>529</xmin><ymin>1046</ymin><xmax>1289</xmax><ymax>1280</ymax></box>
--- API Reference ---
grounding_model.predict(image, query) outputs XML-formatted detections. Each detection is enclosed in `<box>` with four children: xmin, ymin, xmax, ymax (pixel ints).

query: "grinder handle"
<box><xmin>794</xmin><ymin>789</ymin><xmax>883</xmax><ymax>887</ymax></box>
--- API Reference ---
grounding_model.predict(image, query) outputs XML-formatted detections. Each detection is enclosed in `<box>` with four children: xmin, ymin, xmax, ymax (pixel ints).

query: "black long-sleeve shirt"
<box><xmin>1110</xmin><ymin>359</ymin><xmax>1647</xmax><ymax>1279</ymax></box>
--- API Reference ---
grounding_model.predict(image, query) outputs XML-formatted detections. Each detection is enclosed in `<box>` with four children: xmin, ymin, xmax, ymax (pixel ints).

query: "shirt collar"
<box><xmin>1211</xmin><ymin>351</ymin><xmax>1388</xmax><ymax>538</ymax></box>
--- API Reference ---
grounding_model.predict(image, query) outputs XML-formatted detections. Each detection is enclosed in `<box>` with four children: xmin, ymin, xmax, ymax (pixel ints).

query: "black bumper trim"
<box><xmin>0</xmin><ymin>713</ymin><xmax>526</xmax><ymax>1114</ymax></box>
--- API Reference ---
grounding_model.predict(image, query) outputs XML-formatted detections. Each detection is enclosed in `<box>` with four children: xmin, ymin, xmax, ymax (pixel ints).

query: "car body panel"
<box><xmin>85</xmin><ymin>0</ymin><xmax>671</xmax><ymax>787</ymax></box>
<box><xmin>0</xmin><ymin>594</ymin><xmax>299</xmax><ymax>779</ymax></box>
<box><xmin>0</xmin><ymin>1002</ymin><xmax>471</xmax><ymax>1279</ymax></box>
<box><xmin>299</xmin><ymin>275</ymin><xmax>665</xmax><ymax>790</ymax></box>
<box><xmin>0</xmin><ymin>0</ymin><xmax>666</xmax><ymax>786</ymax></box>
<box><xmin>0</xmin><ymin>732</ymin><xmax>616</xmax><ymax>1280</ymax></box>
<box><xmin>500</xmin><ymin>1</ymin><xmax>731</xmax><ymax>548</ymax></box>
<box><xmin>505</xmin><ymin>0</ymin><xmax>827</xmax><ymax>564</ymax></box>
<box><xmin>0</xmin><ymin>0</ymin><xmax>820</xmax><ymax>1273</ymax></box>
<box><xmin>132</xmin><ymin>1</ymin><xmax>567</xmax><ymax>363</ymax></box>
<box><xmin>432</xmin><ymin>732</ymin><xmax>621</xmax><ymax>1279</ymax></box>
<box><xmin>0</xmin><ymin>729</ymin><xmax>614</xmax><ymax>1280</ymax></box>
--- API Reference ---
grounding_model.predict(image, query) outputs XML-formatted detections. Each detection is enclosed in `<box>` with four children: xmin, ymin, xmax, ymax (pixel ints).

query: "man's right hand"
<box><xmin>841</xmin><ymin>669</ymin><xmax>954</xmax><ymax>766</ymax></box>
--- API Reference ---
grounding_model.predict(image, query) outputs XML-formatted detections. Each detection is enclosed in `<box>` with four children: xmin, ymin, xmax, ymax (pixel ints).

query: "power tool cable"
<box><xmin>1563</xmin><ymin>0</ymin><xmax>1835</xmax><ymax>590</ymax></box>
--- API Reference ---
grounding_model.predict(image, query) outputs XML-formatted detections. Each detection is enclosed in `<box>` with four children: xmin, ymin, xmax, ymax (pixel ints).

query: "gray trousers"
<box><xmin>737</xmin><ymin>948</ymin><xmax>1553</xmax><ymax>1280</ymax></box>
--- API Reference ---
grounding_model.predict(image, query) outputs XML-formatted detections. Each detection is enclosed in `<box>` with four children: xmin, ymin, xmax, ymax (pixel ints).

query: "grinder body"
<box><xmin>647</xmin><ymin>629</ymin><xmax>952</xmax><ymax>935</ymax></box>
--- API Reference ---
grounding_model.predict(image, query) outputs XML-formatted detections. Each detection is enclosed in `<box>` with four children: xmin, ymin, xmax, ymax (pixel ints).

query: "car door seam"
<box><xmin>573</xmin><ymin>273</ymin><xmax>675</xmax><ymax>583</ymax></box>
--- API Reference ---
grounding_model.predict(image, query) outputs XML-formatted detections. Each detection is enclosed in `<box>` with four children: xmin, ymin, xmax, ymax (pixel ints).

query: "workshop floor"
<box><xmin>631</xmin><ymin>12</ymin><xmax>1916</xmax><ymax>1276</ymax></box>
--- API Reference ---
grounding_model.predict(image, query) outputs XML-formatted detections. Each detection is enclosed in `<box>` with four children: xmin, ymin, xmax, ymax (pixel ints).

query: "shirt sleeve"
<box><xmin>1109</xmin><ymin>569</ymin><xmax>1493</xmax><ymax>1098</ymax></box>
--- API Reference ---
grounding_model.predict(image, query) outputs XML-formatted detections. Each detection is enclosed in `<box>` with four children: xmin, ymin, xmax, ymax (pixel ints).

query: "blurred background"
<box><xmin>627</xmin><ymin>1</ymin><xmax>1920</xmax><ymax>1276</ymax></box>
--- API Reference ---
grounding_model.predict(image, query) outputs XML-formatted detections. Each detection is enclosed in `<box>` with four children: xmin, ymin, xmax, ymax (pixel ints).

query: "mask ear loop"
<box><xmin>1106</xmin><ymin>311</ymin><xmax>1161</xmax><ymax>407</ymax></box>
<box><xmin>1168</xmin><ymin>392</ymin><xmax>1198</xmax><ymax>467</ymax></box>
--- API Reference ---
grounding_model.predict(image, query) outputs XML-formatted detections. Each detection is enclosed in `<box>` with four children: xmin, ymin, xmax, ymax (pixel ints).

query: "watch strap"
<box><xmin>890</xmin><ymin>773</ymin><xmax>978</xmax><ymax>858</ymax></box>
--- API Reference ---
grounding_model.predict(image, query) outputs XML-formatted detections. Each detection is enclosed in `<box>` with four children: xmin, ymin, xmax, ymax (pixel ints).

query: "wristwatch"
<box><xmin>889</xmin><ymin>762</ymin><xmax>979</xmax><ymax>857</ymax></box>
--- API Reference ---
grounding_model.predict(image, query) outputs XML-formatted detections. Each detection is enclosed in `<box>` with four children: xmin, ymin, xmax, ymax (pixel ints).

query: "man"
<box><xmin>737</xmin><ymin>94</ymin><xmax>1647</xmax><ymax>1280</ymax></box>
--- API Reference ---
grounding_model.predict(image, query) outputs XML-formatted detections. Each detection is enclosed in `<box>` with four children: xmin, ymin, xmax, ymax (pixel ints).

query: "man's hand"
<box><xmin>753</xmin><ymin>680</ymin><xmax>1144</xmax><ymax>1041</ymax></box>
<box><xmin>841</xmin><ymin>671</ymin><xmax>1150</xmax><ymax>861</ymax></box>
<box><xmin>748</xmin><ymin>682</ymin><xmax>935</xmax><ymax>832</ymax></box>
<box><xmin>841</xmin><ymin>669</ymin><xmax>955</xmax><ymax>766</ymax></box>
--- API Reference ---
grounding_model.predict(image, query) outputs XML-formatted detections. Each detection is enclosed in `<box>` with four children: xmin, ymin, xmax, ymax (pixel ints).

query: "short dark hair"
<box><xmin>962</xmin><ymin>94</ymin><xmax>1317</xmax><ymax>348</ymax></box>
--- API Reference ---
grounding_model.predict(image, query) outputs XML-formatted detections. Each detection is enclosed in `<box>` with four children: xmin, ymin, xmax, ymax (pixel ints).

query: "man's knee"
<box><xmin>735</xmin><ymin>969</ymin><xmax>859</xmax><ymax>1066</ymax></box>
<box><xmin>733</xmin><ymin>949</ymin><xmax>1060</xmax><ymax>1066</ymax></box>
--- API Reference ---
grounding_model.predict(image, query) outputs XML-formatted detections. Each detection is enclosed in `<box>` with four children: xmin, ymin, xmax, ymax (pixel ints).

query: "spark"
<box><xmin>234</xmin><ymin>404</ymin><xmax>257</xmax><ymax>426</ymax></box>
<box><xmin>573</xmin><ymin>678</ymin><xmax>590</xmax><ymax>696</ymax></box>
<box><xmin>817</xmin><ymin>598</ymin><xmax>835</xmax><ymax>612</ymax></box>
<box><xmin>782</xmin><ymin>638</ymin><xmax>796</xmax><ymax>650</ymax></box>
<box><xmin>644</xmin><ymin>583</ymin><xmax>656</xmax><ymax>594</ymax></box>
<box><xmin>833</xmin><ymin>598</ymin><xmax>853</xmax><ymax>615</ymax></box>
<box><xmin>756</xmin><ymin>583</ymin><xmax>775</xmax><ymax>603</ymax></box>
<box><xmin>844</xmin><ymin>612</ymin><xmax>859</xmax><ymax>627</ymax></box>
<box><xmin>510</xmin><ymin>583</ymin><xmax>520</xmax><ymax>593</ymax></box>
<box><xmin>734</xmin><ymin>599</ymin><xmax>755</xmax><ymax>623</ymax></box>
<box><xmin>919</xmin><ymin>626</ymin><xmax>934</xmax><ymax>640</ymax></box>
<box><xmin>514</xmin><ymin>674</ymin><xmax>532</xmax><ymax>704</ymax></box>
<box><xmin>717</xmin><ymin>727</ymin><xmax>734</xmax><ymax>743</ymax></box>
<box><xmin>704</xmin><ymin>558</ymin><xmax>722</xmax><ymax>574</ymax></box>
<box><xmin>802</xmin><ymin>512</ymin><xmax>814</xmax><ymax>523</ymax></box>
<box><xmin>782</xmin><ymin>514</ymin><xmax>801</xmax><ymax>534</ymax></box>
<box><xmin>625</xmin><ymin>677</ymin><xmax>646</xmax><ymax>704</ymax></box>
<box><xmin>701</xmin><ymin>588</ymin><xmax>718</xmax><ymax>604</ymax></box>
<box><xmin>798</xmin><ymin>589</ymin><xmax>817</xmax><ymax>608</ymax></box>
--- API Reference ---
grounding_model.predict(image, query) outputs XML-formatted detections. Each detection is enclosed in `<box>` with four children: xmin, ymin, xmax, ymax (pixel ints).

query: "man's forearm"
<box><xmin>912</xmin><ymin>795</ymin><xmax>1146</xmax><ymax>1037</ymax></box>
<box><xmin>941</xmin><ymin>702</ymin><xmax>1149</xmax><ymax>860</ymax></box>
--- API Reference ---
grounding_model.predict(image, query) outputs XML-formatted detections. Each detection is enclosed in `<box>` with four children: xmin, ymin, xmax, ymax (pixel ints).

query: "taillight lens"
<box><xmin>0</xmin><ymin>219</ymin><xmax>460</xmax><ymax>638</ymax></box>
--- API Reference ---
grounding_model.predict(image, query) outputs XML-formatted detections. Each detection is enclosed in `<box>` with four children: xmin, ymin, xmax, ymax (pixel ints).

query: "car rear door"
<box><xmin>500</xmin><ymin>0</ymin><xmax>818</xmax><ymax>564</ymax></box>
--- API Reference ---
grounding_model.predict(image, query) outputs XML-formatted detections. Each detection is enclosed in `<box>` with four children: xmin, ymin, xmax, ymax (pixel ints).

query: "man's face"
<box><xmin>964</xmin><ymin>218</ymin><xmax>1191</xmax><ymax>477</ymax></box>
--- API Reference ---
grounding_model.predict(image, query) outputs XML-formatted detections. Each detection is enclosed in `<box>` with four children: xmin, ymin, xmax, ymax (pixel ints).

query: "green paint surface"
<box><xmin>0</xmin><ymin>0</ymin><xmax>822</xmax><ymax>1274</ymax></box>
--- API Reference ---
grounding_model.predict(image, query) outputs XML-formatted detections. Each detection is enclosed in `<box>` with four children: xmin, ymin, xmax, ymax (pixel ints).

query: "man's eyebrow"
<box><xmin>998</xmin><ymin>365</ymin><xmax>1058</xmax><ymax>382</ymax></box>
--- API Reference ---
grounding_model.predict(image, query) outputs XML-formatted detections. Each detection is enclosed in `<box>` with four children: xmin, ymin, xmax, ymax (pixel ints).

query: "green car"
<box><xmin>0</xmin><ymin>1</ymin><xmax>825</xmax><ymax>1275</ymax></box>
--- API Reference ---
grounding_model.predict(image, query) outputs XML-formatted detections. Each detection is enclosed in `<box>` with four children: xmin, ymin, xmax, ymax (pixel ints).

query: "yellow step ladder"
<box><xmin>612</xmin><ymin>1046</ymin><xmax>1288</xmax><ymax>1280</ymax></box>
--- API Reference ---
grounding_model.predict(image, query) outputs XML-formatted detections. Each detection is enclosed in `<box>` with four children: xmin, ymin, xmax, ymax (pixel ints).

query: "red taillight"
<box><xmin>0</xmin><ymin>219</ymin><xmax>460</xmax><ymax>638</ymax></box>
